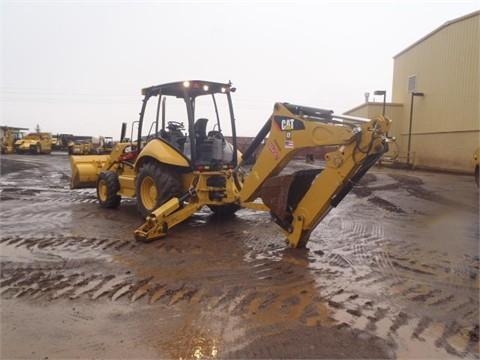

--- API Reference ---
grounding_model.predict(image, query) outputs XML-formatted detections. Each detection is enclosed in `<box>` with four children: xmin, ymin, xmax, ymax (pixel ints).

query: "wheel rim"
<box><xmin>98</xmin><ymin>179</ymin><xmax>108</xmax><ymax>202</ymax></box>
<box><xmin>140</xmin><ymin>176</ymin><xmax>157</xmax><ymax>210</ymax></box>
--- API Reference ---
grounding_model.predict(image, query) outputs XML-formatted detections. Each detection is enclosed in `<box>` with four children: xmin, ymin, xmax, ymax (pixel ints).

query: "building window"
<box><xmin>408</xmin><ymin>75</ymin><xmax>416</xmax><ymax>93</ymax></box>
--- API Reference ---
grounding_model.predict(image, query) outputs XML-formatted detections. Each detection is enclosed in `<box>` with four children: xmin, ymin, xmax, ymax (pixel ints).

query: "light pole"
<box><xmin>374</xmin><ymin>90</ymin><xmax>386</xmax><ymax>116</ymax></box>
<box><xmin>407</xmin><ymin>91</ymin><xmax>424</xmax><ymax>167</ymax></box>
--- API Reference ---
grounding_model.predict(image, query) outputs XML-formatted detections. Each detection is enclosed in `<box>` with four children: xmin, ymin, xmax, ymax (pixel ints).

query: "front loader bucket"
<box><xmin>69</xmin><ymin>155</ymin><xmax>110</xmax><ymax>189</ymax></box>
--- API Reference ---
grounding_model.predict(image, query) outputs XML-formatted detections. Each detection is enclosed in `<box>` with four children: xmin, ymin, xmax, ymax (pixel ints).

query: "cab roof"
<box><xmin>141</xmin><ymin>80</ymin><xmax>233</xmax><ymax>98</ymax></box>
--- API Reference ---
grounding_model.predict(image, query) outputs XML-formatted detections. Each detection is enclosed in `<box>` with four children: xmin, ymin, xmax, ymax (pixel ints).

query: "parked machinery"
<box><xmin>68</xmin><ymin>136</ymin><xmax>114</xmax><ymax>155</ymax></box>
<box><xmin>0</xmin><ymin>126</ymin><xmax>28</xmax><ymax>154</ymax></box>
<box><xmin>15</xmin><ymin>132</ymin><xmax>52</xmax><ymax>154</ymax></box>
<box><xmin>70</xmin><ymin>80</ymin><xmax>391</xmax><ymax>248</ymax></box>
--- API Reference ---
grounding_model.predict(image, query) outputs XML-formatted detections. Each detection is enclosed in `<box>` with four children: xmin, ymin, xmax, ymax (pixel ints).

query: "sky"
<box><xmin>1</xmin><ymin>0</ymin><xmax>479</xmax><ymax>137</ymax></box>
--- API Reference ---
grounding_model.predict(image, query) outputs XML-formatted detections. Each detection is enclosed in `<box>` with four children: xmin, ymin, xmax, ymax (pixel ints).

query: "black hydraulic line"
<box><xmin>330</xmin><ymin>143</ymin><xmax>387</xmax><ymax>207</ymax></box>
<box><xmin>240</xmin><ymin>117</ymin><xmax>271</xmax><ymax>164</ymax></box>
<box><xmin>283</xmin><ymin>103</ymin><xmax>333</xmax><ymax>119</ymax></box>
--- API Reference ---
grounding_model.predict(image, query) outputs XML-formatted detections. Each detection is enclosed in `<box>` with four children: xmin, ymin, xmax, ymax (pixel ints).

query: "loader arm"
<box><xmin>239</xmin><ymin>102</ymin><xmax>391</xmax><ymax>248</ymax></box>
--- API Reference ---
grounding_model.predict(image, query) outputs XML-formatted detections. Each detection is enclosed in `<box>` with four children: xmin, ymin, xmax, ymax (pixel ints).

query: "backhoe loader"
<box><xmin>70</xmin><ymin>80</ymin><xmax>391</xmax><ymax>248</ymax></box>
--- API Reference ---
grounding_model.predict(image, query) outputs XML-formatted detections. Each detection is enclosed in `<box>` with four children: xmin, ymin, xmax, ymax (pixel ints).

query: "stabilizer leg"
<box><xmin>134</xmin><ymin>189</ymin><xmax>200</xmax><ymax>242</ymax></box>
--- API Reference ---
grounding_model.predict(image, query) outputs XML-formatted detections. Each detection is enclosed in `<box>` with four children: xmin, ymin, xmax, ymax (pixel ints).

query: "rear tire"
<box><xmin>97</xmin><ymin>171</ymin><xmax>121</xmax><ymax>208</ymax></box>
<box><xmin>136</xmin><ymin>162</ymin><xmax>181</xmax><ymax>218</ymax></box>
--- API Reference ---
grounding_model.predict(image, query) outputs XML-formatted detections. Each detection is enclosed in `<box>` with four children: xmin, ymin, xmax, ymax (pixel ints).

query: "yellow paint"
<box><xmin>14</xmin><ymin>132</ymin><xmax>52</xmax><ymax>154</ymax></box>
<box><xmin>393</xmin><ymin>12</ymin><xmax>479</xmax><ymax>172</ymax></box>
<box><xmin>135</xmin><ymin>139</ymin><xmax>190</xmax><ymax>169</ymax></box>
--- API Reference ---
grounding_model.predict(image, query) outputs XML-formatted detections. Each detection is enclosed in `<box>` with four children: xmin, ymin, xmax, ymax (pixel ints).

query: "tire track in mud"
<box><xmin>299</xmin><ymin>213</ymin><xmax>480</xmax><ymax>358</ymax></box>
<box><xmin>244</xmin><ymin>233</ymin><xmax>478</xmax><ymax>357</ymax></box>
<box><xmin>2</xmin><ymin>156</ymin><xmax>478</xmax><ymax>358</ymax></box>
<box><xmin>313</xmin><ymin>216</ymin><xmax>478</xmax><ymax>311</ymax></box>
<box><xmin>0</xmin><ymin>235</ymin><xmax>138</xmax><ymax>253</ymax></box>
<box><xmin>1</xmin><ymin>238</ymin><xmax>478</xmax><ymax>358</ymax></box>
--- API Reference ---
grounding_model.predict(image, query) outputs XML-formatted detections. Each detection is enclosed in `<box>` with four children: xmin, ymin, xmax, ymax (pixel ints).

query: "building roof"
<box><xmin>393</xmin><ymin>10</ymin><xmax>480</xmax><ymax>59</ymax></box>
<box><xmin>0</xmin><ymin>126</ymin><xmax>29</xmax><ymax>131</ymax></box>
<box><xmin>344</xmin><ymin>102</ymin><xmax>403</xmax><ymax>115</ymax></box>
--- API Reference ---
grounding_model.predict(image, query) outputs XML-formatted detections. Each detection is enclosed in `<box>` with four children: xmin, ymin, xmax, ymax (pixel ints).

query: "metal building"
<box><xmin>345</xmin><ymin>10</ymin><xmax>479</xmax><ymax>172</ymax></box>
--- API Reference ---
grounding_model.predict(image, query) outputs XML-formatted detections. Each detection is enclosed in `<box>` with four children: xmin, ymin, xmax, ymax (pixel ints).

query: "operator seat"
<box><xmin>194</xmin><ymin>118</ymin><xmax>211</xmax><ymax>162</ymax></box>
<box><xmin>194</xmin><ymin>118</ymin><xmax>208</xmax><ymax>141</ymax></box>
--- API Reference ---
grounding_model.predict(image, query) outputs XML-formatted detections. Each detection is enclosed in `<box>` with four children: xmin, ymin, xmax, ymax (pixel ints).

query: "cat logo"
<box><xmin>274</xmin><ymin>116</ymin><xmax>305</xmax><ymax>131</ymax></box>
<box><xmin>281</xmin><ymin>118</ymin><xmax>295</xmax><ymax>131</ymax></box>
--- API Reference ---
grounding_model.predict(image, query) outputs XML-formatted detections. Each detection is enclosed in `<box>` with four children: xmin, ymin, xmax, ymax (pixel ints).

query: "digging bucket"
<box><xmin>258</xmin><ymin>168</ymin><xmax>322</xmax><ymax>231</ymax></box>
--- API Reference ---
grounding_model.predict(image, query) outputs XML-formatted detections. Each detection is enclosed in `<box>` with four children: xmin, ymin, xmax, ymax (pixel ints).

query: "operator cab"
<box><xmin>136</xmin><ymin>80</ymin><xmax>238</xmax><ymax>171</ymax></box>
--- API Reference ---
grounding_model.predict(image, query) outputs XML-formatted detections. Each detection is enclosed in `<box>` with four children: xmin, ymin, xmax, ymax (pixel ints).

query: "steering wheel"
<box><xmin>167</xmin><ymin>121</ymin><xmax>184</xmax><ymax>130</ymax></box>
<box><xmin>207</xmin><ymin>130</ymin><xmax>224</xmax><ymax>140</ymax></box>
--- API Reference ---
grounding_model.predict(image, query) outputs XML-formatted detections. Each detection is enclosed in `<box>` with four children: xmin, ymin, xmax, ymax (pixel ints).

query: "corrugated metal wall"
<box><xmin>391</xmin><ymin>12</ymin><xmax>479</xmax><ymax>172</ymax></box>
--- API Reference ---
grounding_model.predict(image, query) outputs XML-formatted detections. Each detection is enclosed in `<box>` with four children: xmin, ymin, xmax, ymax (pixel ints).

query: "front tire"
<box><xmin>475</xmin><ymin>166</ymin><xmax>479</xmax><ymax>188</ymax></box>
<box><xmin>136</xmin><ymin>162</ymin><xmax>181</xmax><ymax>218</ymax></box>
<box><xmin>97</xmin><ymin>171</ymin><xmax>121</xmax><ymax>208</ymax></box>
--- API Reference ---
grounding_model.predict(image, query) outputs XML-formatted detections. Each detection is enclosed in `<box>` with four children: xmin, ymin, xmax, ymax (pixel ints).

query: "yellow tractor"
<box><xmin>1</xmin><ymin>126</ymin><xmax>28</xmax><ymax>154</ymax></box>
<box><xmin>68</xmin><ymin>136</ymin><xmax>114</xmax><ymax>155</ymax></box>
<box><xmin>70</xmin><ymin>80</ymin><xmax>391</xmax><ymax>248</ymax></box>
<box><xmin>97</xmin><ymin>136</ymin><xmax>114</xmax><ymax>154</ymax></box>
<box><xmin>68</xmin><ymin>140</ymin><xmax>93</xmax><ymax>155</ymax></box>
<box><xmin>15</xmin><ymin>132</ymin><xmax>52</xmax><ymax>154</ymax></box>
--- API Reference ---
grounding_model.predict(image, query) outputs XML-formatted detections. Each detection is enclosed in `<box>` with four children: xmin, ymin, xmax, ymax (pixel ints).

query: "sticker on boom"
<box><xmin>274</xmin><ymin>116</ymin><xmax>305</xmax><ymax>131</ymax></box>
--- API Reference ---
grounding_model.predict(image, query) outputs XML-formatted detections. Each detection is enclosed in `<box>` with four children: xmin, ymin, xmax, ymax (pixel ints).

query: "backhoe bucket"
<box><xmin>258</xmin><ymin>169</ymin><xmax>321</xmax><ymax>231</ymax></box>
<box><xmin>69</xmin><ymin>155</ymin><xmax>110</xmax><ymax>189</ymax></box>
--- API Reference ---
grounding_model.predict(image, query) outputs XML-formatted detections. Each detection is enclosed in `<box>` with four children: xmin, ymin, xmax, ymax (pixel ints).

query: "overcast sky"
<box><xmin>1</xmin><ymin>0</ymin><xmax>479</xmax><ymax>137</ymax></box>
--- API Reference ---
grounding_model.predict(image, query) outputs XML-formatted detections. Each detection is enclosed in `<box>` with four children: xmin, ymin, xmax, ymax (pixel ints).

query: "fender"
<box><xmin>135</xmin><ymin>138</ymin><xmax>191</xmax><ymax>171</ymax></box>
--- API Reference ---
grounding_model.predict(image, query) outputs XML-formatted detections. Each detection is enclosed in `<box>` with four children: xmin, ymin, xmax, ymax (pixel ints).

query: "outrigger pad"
<box><xmin>259</xmin><ymin>168</ymin><xmax>322</xmax><ymax>230</ymax></box>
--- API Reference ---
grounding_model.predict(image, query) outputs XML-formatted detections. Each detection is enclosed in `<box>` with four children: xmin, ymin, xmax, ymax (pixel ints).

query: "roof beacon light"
<box><xmin>221</xmin><ymin>87</ymin><xmax>226</xmax><ymax>93</ymax></box>
<box><xmin>203</xmin><ymin>85</ymin><xmax>209</xmax><ymax>91</ymax></box>
<box><xmin>183</xmin><ymin>81</ymin><xmax>190</xmax><ymax>88</ymax></box>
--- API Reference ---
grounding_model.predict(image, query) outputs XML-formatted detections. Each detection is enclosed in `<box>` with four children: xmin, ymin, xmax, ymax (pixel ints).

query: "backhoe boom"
<box><xmin>238</xmin><ymin>102</ymin><xmax>390</xmax><ymax>247</ymax></box>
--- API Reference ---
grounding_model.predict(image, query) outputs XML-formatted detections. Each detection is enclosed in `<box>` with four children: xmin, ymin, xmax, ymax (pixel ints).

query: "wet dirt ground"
<box><xmin>0</xmin><ymin>153</ymin><xmax>478</xmax><ymax>359</ymax></box>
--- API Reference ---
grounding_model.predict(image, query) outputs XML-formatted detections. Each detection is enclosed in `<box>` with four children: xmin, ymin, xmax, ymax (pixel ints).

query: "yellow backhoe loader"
<box><xmin>70</xmin><ymin>80</ymin><xmax>391</xmax><ymax>248</ymax></box>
